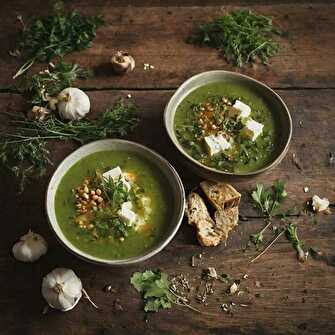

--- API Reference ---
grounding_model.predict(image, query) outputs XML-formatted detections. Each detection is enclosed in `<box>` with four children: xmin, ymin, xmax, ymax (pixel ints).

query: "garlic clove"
<box><xmin>111</xmin><ymin>51</ymin><xmax>135</xmax><ymax>74</ymax></box>
<box><xmin>12</xmin><ymin>230</ymin><xmax>48</xmax><ymax>262</ymax></box>
<box><xmin>57</xmin><ymin>87</ymin><xmax>90</xmax><ymax>121</ymax></box>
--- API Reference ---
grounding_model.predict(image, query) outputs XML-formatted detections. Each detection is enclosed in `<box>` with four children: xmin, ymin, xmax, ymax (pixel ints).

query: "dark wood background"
<box><xmin>1</xmin><ymin>1</ymin><xmax>335</xmax><ymax>334</ymax></box>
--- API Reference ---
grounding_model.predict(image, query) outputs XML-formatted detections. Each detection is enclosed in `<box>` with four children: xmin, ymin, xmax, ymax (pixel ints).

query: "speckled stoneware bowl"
<box><xmin>164</xmin><ymin>70</ymin><xmax>292</xmax><ymax>181</ymax></box>
<box><xmin>46</xmin><ymin>139</ymin><xmax>185</xmax><ymax>266</ymax></box>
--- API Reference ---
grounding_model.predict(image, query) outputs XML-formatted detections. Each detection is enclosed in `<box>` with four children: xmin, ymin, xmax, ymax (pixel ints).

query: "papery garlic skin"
<box><xmin>57</xmin><ymin>87</ymin><xmax>90</xmax><ymax>121</ymax></box>
<box><xmin>312</xmin><ymin>195</ymin><xmax>330</xmax><ymax>213</ymax></box>
<box><xmin>12</xmin><ymin>230</ymin><xmax>48</xmax><ymax>262</ymax></box>
<box><xmin>42</xmin><ymin>268</ymin><xmax>83</xmax><ymax>312</ymax></box>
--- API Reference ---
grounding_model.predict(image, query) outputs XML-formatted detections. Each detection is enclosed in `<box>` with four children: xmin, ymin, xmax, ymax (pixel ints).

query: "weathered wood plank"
<box><xmin>0</xmin><ymin>2</ymin><xmax>335</xmax><ymax>90</ymax></box>
<box><xmin>0</xmin><ymin>88</ymin><xmax>334</xmax><ymax>335</ymax></box>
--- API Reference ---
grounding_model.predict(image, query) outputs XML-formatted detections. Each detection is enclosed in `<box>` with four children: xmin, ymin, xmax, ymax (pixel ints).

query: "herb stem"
<box><xmin>250</xmin><ymin>229</ymin><xmax>285</xmax><ymax>263</ymax></box>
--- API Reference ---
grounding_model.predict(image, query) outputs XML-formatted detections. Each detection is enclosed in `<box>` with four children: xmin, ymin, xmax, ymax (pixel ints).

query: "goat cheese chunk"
<box><xmin>118</xmin><ymin>201</ymin><xmax>137</xmax><ymax>225</ymax></box>
<box><xmin>204</xmin><ymin>134</ymin><xmax>231</xmax><ymax>156</ymax></box>
<box><xmin>102</xmin><ymin>166</ymin><xmax>131</xmax><ymax>191</ymax></box>
<box><xmin>233</xmin><ymin>100</ymin><xmax>251</xmax><ymax>119</ymax></box>
<box><xmin>241</xmin><ymin>119</ymin><xmax>264</xmax><ymax>141</ymax></box>
<box><xmin>312</xmin><ymin>195</ymin><xmax>330</xmax><ymax>213</ymax></box>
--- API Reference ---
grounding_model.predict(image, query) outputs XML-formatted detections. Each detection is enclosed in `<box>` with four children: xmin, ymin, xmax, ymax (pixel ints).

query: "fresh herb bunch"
<box><xmin>17</xmin><ymin>60</ymin><xmax>91</xmax><ymax>107</ymax></box>
<box><xmin>286</xmin><ymin>223</ymin><xmax>307</xmax><ymax>262</ymax></box>
<box><xmin>131</xmin><ymin>270</ymin><xmax>199</xmax><ymax>313</ymax></box>
<box><xmin>0</xmin><ymin>99</ymin><xmax>139</xmax><ymax>192</ymax></box>
<box><xmin>188</xmin><ymin>9</ymin><xmax>280</xmax><ymax>67</ymax></box>
<box><xmin>14</xmin><ymin>1</ymin><xmax>103</xmax><ymax>78</ymax></box>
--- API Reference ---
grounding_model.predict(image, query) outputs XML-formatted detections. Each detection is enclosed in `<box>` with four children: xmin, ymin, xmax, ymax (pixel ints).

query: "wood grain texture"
<box><xmin>0</xmin><ymin>88</ymin><xmax>334</xmax><ymax>335</ymax></box>
<box><xmin>1</xmin><ymin>1</ymin><xmax>335</xmax><ymax>90</ymax></box>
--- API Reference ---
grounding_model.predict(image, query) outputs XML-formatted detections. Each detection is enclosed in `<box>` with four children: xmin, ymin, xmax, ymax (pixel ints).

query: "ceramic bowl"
<box><xmin>164</xmin><ymin>70</ymin><xmax>292</xmax><ymax>181</ymax></box>
<box><xmin>46</xmin><ymin>139</ymin><xmax>185</xmax><ymax>266</ymax></box>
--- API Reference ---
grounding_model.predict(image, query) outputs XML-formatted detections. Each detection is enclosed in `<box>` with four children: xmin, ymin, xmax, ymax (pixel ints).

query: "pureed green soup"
<box><xmin>174</xmin><ymin>82</ymin><xmax>279</xmax><ymax>173</ymax></box>
<box><xmin>55</xmin><ymin>150</ymin><xmax>171</xmax><ymax>260</ymax></box>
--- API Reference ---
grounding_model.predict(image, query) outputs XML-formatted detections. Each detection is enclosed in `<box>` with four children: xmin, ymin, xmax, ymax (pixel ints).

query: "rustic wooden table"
<box><xmin>1</xmin><ymin>1</ymin><xmax>335</xmax><ymax>334</ymax></box>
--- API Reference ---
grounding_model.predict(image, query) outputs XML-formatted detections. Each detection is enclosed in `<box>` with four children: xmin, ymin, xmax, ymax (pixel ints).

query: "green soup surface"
<box><xmin>55</xmin><ymin>150</ymin><xmax>172</xmax><ymax>260</ymax></box>
<box><xmin>174</xmin><ymin>82</ymin><xmax>279</xmax><ymax>173</ymax></box>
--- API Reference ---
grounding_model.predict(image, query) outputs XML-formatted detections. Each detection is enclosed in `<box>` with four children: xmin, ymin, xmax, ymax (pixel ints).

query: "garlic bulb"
<box><xmin>111</xmin><ymin>51</ymin><xmax>135</xmax><ymax>74</ymax></box>
<box><xmin>57</xmin><ymin>87</ymin><xmax>90</xmax><ymax>121</ymax></box>
<box><xmin>42</xmin><ymin>268</ymin><xmax>83</xmax><ymax>311</ymax></box>
<box><xmin>12</xmin><ymin>230</ymin><xmax>48</xmax><ymax>262</ymax></box>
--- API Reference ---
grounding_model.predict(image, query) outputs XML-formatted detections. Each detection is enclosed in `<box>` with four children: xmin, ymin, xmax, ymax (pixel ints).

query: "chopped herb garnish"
<box><xmin>188</xmin><ymin>9</ymin><xmax>280</xmax><ymax>67</ymax></box>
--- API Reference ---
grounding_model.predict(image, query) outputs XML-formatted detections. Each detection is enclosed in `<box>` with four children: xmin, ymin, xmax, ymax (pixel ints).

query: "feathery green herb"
<box><xmin>13</xmin><ymin>1</ymin><xmax>103</xmax><ymax>78</ymax></box>
<box><xmin>131</xmin><ymin>270</ymin><xmax>200</xmax><ymax>313</ymax></box>
<box><xmin>17</xmin><ymin>60</ymin><xmax>91</xmax><ymax>107</ymax></box>
<box><xmin>188</xmin><ymin>9</ymin><xmax>280</xmax><ymax>67</ymax></box>
<box><xmin>0</xmin><ymin>99</ymin><xmax>139</xmax><ymax>192</ymax></box>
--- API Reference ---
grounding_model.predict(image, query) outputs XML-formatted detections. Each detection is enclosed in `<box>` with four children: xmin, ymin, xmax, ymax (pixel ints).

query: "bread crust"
<box><xmin>200</xmin><ymin>181</ymin><xmax>241</xmax><ymax>210</ymax></box>
<box><xmin>185</xmin><ymin>184</ymin><xmax>240</xmax><ymax>247</ymax></box>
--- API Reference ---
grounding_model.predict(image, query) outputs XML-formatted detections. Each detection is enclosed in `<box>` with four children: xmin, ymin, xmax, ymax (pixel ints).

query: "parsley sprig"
<box><xmin>188</xmin><ymin>9</ymin><xmax>280</xmax><ymax>67</ymax></box>
<box><xmin>131</xmin><ymin>270</ymin><xmax>200</xmax><ymax>313</ymax></box>
<box><xmin>250</xmin><ymin>180</ymin><xmax>287</xmax><ymax>246</ymax></box>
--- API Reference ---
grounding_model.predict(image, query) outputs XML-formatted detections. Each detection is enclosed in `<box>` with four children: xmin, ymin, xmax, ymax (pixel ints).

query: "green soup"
<box><xmin>174</xmin><ymin>82</ymin><xmax>279</xmax><ymax>173</ymax></box>
<box><xmin>55</xmin><ymin>150</ymin><xmax>171</xmax><ymax>260</ymax></box>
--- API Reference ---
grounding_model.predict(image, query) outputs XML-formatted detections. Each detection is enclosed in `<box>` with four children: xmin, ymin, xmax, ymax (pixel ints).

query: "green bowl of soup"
<box><xmin>164</xmin><ymin>71</ymin><xmax>292</xmax><ymax>180</ymax></box>
<box><xmin>46</xmin><ymin>139</ymin><xmax>185</xmax><ymax>265</ymax></box>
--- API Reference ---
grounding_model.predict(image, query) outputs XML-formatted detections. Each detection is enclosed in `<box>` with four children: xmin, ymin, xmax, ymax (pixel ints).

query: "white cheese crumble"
<box><xmin>118</xmin><ymin>201</ymin><xmax>137</xmax><ymax>225</ymax></box>
<box><xmin>312</xmin><ymin>195</ymin><xmax>330</xmax><ymax>213</ymax></box>
<box><xmin>204</xmin><ymin>134</ymin><xmax>231</xmax><ymax>156</ymax></box>
<box><xmin>102</xmin><ymin>166</ymin><xmax>131</xmax><ymax>191</ymax></box>
<box><xmin>233</xmin><ymin>100</ymin><xmax>251</xmax><ymax>119</ymax></box>
<box><xmin>242</xmin><ymin>119</ymin><xmax>264</xmax><ymax>141</ymax></box>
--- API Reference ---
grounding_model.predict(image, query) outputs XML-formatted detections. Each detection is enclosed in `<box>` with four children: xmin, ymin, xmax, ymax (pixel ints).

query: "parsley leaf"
<box><xmin>251</xmin><ymin>180</ymin><xmax>287</xmax><ymax>217</ymax></box>
<box><xmin>131</xmin><ymin>270</ymin><xmax>174</xmax><ymax>312</ymax></box>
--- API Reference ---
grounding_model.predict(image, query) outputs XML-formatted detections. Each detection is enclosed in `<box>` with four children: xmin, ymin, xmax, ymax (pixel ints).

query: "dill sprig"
<box><xmin>17</xmin><ymin>60</ymin><xmax>91</xmax><ymax>107</ymax></box>
<box><xmin>0</xmin><ymin>99</ymin><xmax>139</xmax><ymax>192</ymax></box>
<box><xmin>188</xmin><ymin>9</ymin><xmax>280</xmax><ymax>67</ymax></box>
<box><xmin>13</xmin><ymin>1</ymin><xmax>103</xmax><ymax>78</ymax></box>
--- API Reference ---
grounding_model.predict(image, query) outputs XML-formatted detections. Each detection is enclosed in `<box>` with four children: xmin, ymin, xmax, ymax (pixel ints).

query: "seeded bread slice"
<box><xmin>185</xmin><ymin>192</ymin><xmax>221</xmax><ymax>246</ymax></box>
<box><xmin>200</xmin><ymin>181</ymin><xmax>241</xmax><ymax>210</ymax></box>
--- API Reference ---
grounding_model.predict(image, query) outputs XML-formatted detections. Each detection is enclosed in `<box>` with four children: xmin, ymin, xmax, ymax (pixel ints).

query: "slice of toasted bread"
<box><xmin>200</xmin><ymin>181</ymin><xmax>241</xmax><ymax>210</ymax></box>
<box><xmin>185</xmin><ymin>192</ymin><xmax>221</xmax><ymax>246</ymax></box>
<box><xmin>214</xmin><ymin>207</ymin><xmax>239</xmax><ymax>242</ymax></box>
